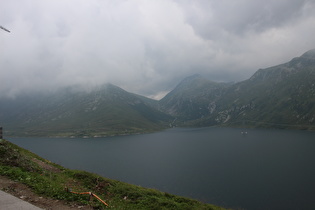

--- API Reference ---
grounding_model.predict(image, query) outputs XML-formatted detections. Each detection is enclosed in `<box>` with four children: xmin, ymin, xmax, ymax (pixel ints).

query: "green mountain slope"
<box><xmin>160</xmin><ymin>50</ymin><xmax>315</xmax><ymax>129</ymax></box>
<box><xmin>0</xmin><ymin>84</ymin><xmax>171</xmax><ymax>137</ymax></box>
<box><xmin>159</xmin><ymin>74</ymin><xmax>230</xmax><ymax>122</ymax></box>
<box><xmin>1</xmin><ymin>50</ymin><xmax>315</xmax><ymax>135</ymax></box>
<box><xmin>212</xmin><ymin>49</ymin><xmax>315</xmax><ymax>129</ymax></box>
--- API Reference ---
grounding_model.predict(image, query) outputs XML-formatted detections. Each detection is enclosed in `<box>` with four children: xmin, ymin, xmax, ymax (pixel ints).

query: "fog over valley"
<box><xmin>1</xmin><ymin>0</ymin><xmax>315</xmax><ymax>99</ymax></box>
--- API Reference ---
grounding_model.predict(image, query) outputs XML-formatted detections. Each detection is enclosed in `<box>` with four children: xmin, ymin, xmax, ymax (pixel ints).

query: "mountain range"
<box><xmin>163</xmin><ymin>49</ymin><xmax>315</xmax><ymax>129</ymax></box>
<box><xmin>0</xmin><ymin>84</ymin><xmax>170</xmax><ymax>137</ymax></box>
<box><xmin>1</xmin><ymin>49</ymin><xmax>315</xmax><ymax>137</ymax></box>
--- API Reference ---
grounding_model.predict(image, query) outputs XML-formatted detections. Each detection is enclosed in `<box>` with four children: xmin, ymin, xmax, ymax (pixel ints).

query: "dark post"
<box><xmin>0</xmin><ymin>127</ymin><xmax>2</xmax><ymax>139</ymax></box>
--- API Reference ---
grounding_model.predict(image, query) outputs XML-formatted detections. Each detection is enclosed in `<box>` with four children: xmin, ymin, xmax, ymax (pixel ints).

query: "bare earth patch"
<box><xmin>32</xmin><ymin>158</ymin><xmax>62</xmax><ymax>173</ymax></box>
<box><xmin>0</xmin><ymin>175</ymin><xmax>93</xmax><ymax>210</ymax></box>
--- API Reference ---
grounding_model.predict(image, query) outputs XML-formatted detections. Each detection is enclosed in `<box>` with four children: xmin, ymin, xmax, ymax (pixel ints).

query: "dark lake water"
<box><xmin>8</xmin><ymin>127</ymin><xmax>315</xmax><ymax>210</ymax></box>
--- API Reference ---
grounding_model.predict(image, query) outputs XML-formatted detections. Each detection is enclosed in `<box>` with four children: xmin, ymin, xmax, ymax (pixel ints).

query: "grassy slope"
<box><xmin>0</xmin><ymin>139</ymin><xmax>226</xmax><ymax>210</ymax></box>
<box><xmin>1</xmin><ymin>84</ymin><xmax>172</xmax><ymax>137</ymax></box>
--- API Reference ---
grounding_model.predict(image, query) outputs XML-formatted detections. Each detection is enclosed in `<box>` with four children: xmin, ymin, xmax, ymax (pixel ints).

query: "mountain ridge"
<box><xmin>1</xmin><ymin>49</ymin><xmax>315</xmax><ymax>136</ymax></box>
<box><xmin>163</xmin><ymin>49</ymin><xmax>315</xmax><ymax>129</ymax></box>
<box><xmin>0</xmin><ymin>83</ymin><xmax>171</xmax><ymax>137</ymax></box>
<box><xmin>159</xmin><ymin>74</ymin><xmax>230</xmax><ymax>120</ymax></box>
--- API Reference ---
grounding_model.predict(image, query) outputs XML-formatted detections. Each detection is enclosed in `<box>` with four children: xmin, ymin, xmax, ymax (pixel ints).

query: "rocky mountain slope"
<box><xmin>1</xmin><ymin>49</ymin><xmax>315</xmax><ymax>136</ymax></box>
<box><xmin>0</xmin><ymin>84</ymin><xmax>171</xmax><ymax>137</ymax></box>
<box><xmin>159</xmin><ymin>74</ymin><xmax>230</xmax><ymax>121</ymax></box>
<box><xmin>161</xmin><ymin>49</ymin><xmax>315</xmax><ymax>129</ymax></box>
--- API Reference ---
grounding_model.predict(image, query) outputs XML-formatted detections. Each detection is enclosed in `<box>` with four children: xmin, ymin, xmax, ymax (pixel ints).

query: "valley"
<box><xmin>1</xmin><ymin>49</ymin><xmax>315</xmax><ymax>137</ymax></box>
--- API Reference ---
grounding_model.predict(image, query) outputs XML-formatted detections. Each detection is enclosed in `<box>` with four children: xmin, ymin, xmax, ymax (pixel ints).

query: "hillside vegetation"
<box><xmin>0</xmin><ymin>84</ymin><xmax>171</xmax><ymax>137</ymax></box>
<box><xmin>1</xmin><ymin>50</ymin><xmax>315</xmax><ymax>136</ymax></box>
<box><xmin>0</xmin><ymin>139</ymin><xmax>226</xmax><ymax>209</ymax></box>
<box><xmin>160</xmin><ymin>49</ymin><xmax>315</xmax><ymax>130</ymax></box>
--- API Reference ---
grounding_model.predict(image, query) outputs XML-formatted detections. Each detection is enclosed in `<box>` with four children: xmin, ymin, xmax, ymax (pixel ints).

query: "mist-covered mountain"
<box><xmin>159</xmin><ymin>74</ymin><xmax>230</xmax><ymax>121</ymax></box>
<box><xmin>1</xmin><ymin>49</ymin><xmax>315</xmax><ymax>137</ymax></box>
<box><xmin>0</xmin><ymin>84</ymin><xmax>171</xmax><ymax>137</ymax></box>
<box><xmin>160</xmin><ymin>49</ymin><xmax>315</xmax><ymax>129</ymax></box>
<box><xmin>216</xmin><ymin>49</ymin><xmax>315</xmax><ymax>128</ymax></box>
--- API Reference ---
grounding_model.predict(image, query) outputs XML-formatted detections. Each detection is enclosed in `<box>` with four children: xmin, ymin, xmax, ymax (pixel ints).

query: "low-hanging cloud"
<box><xmin>1</xmin><ymin>0</ymin><xmax>315</xmax><ymax>99</ymax></box>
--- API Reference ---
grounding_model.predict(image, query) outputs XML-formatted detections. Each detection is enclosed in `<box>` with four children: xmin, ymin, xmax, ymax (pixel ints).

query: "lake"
<box><xmin>8</xmin><ymin>127</ymin><xmax>315</xmax><ymax>210</ymax></box>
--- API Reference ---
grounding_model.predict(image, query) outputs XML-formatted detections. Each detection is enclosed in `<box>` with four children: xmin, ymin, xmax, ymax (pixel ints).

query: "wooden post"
<box><xmin>0</xmin><ymin>127</ymin><xmax>2</xmax><ymax>139</ymax></box>
<box><xmin>89</xmin><ymin>192</ymin><xmax>93</xmax><ymax>201</ymax></box>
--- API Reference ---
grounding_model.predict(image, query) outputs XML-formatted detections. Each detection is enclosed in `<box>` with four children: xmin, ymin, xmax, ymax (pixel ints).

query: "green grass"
<box><xmin>0</xmin><ymin>139</ymin><xmax>227</xmax><ymax>209</ymax></box>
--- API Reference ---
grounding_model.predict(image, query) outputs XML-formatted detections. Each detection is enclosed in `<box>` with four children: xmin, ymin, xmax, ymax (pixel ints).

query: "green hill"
<box><xmin>0</xmin><ymin>139</ymin><xmax>226</xmax><ymax>210</ymax></box>
<box><xmin>212</xmin><ymin>49</ymin><xmax>315</xmax><ymax>129</ymax></box>
<box><xmin>159</xmin><ymin>49</ymin><xmax>315</xmax><ymax>130</ymax></box>
<box><xmin>159</xmin><ymin>74</ymin><xmax>230</xmax><ymax>121</ymax></box>
<box><xmin>1</xmin><ymin>50</ymin><xmax>315</xmax><ymax>135</ymax></box>
<box><xmin>0</xmin><ymin>84</ymin><xmax>171</xmax><ymax>137</ymax></box>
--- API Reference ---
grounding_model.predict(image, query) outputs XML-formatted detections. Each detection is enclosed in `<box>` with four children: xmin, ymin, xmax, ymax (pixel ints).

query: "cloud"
<box><xmin>177</xmin><ymin>0</ymin><xmax>310</xmax><ymax>38</ymax></box>
<box><xmin>1</xmin><ymin>0</ymin><xmax>315</xmax><ymax>99</ymax></box>
<box><xmin>176</xmin><ymin>0</ymin><xmax>315</xmax><ymax>79</ymax></box>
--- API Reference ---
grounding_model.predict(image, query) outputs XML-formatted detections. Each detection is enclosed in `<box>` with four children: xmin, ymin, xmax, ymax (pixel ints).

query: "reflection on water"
<box><xmin>9</xmin><ymin>127</ymin><xmax>315</xmax><ymax>210</ymax></box>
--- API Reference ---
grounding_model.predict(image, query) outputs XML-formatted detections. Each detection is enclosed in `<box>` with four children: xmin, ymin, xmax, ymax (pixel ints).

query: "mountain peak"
<box><xmin>301</xmin><ymin>49</ymin><xmax>315</xmax><ymax>58</ymax></box>
<box><xmin>172</xmin><ymin>74</ymin><xmax>211</xmax><ymax>92</ymax></box>
<box><xmin>249</xmin><ymin>49</ymin><xmax>315</xmax><ymax>82</ymax></box>
<box><xmin>183</xmin><ymin>74</ymin><xmax>202</xmax><ymax>81</ymax></box>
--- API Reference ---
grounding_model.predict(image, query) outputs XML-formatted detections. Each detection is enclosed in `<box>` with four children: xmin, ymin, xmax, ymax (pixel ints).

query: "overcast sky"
<box><xmin>1</xmin><ymin>0</ymin><xmax>315</xmax><ymax>99</ymax></box>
